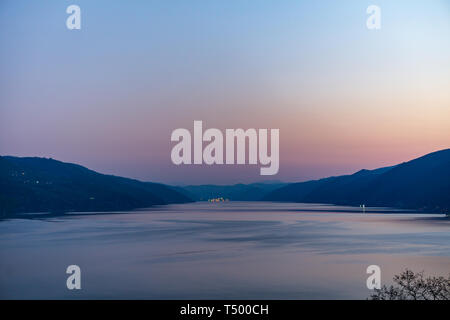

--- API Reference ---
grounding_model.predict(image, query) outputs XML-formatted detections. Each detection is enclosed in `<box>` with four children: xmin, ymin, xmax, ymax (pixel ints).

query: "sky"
<box><xmin>1</xmin><ymin>0</ymin><xmax>449</xmax><ymax>184</ymax></box>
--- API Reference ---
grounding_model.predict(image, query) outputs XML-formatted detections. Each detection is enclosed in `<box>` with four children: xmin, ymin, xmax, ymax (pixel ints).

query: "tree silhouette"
<box><xmin>370</xmin><ymin>269</ymin><xmax>450</xmax><ymax>300</ymax></box>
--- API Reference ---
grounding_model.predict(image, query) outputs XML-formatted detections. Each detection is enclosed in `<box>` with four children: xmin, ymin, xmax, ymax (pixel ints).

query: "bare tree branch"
<box><xmin>370</xmin><ymin>269</ymin><xmax>450</xmax><ymax>300</ymax></box>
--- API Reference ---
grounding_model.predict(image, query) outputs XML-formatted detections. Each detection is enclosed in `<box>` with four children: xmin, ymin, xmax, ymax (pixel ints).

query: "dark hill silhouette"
<box><xmin>178</xmin><ymin>182</ymin><xmax>287</xmax><ymax>201</ymax></box>
<box><xmin>2</xmin><ymin>149</ymin><xmax>448</xmax><ymax>216</ymax></box>
<box><xmin>0</xmin><ymin>156</ymin><xmax>192</xmax><ymax>217</ymax></box>
<box><xmin>264</xmin><ymin>149</ymin><xmax>450</xmax><ymax>212</ymax></box>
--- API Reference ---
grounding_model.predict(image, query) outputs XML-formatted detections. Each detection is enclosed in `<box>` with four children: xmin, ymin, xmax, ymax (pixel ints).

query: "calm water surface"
<box><xmin>0</xmin><ymin>202</ymin><xmax>449</xmax><ymax>299</ymax></box>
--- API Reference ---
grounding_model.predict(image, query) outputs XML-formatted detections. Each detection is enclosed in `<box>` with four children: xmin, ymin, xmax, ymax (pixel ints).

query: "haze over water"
<box><xmin>0</xmin><ymin>202</ymin><xmax>449</xmax><ymax>299</ymax></box>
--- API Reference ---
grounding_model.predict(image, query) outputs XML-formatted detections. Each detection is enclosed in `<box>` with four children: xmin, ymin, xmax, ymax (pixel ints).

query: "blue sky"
<box><xmin>1</xmin><ymin>0</ymin><xmax>449</xmax><ymax>184</ymax></box>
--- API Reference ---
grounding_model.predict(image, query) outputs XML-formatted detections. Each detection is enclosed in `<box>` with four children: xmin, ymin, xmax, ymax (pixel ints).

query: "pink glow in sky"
<box><xmin>1</xmin><ymin>1</ymin><xmax>449</xmax><ymax>184</ymax></box>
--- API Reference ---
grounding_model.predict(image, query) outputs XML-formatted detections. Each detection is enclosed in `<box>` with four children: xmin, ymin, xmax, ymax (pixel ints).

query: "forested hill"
<box><xmin>0</xmin><ymin>156</ymin><xmax>192</xmax><ymax>217</ymax></box>
<box><xmin>264</xmin><ymin>149</ymin><xmax>450</xmax><ymax>213</ymax></box>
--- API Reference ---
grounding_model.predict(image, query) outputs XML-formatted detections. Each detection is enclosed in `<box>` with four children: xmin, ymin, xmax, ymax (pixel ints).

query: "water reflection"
<box><xmin>0</xmin><ymin>202</ymin><xmax>449</xmax><ymax>299</ymax></box>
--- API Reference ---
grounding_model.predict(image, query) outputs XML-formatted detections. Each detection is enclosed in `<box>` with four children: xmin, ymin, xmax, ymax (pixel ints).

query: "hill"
<box><xmin>179</xmin><ymin>182</ymin><xmax>287</xmax><ymax>201</ymax></box>
<box><xmin>0</xmin><ymin>156</ymin><xmax>192</xmax><ymax>217</ymax></box>
<box><xmin>264</xmin><ymin>149</ymin><xmax>450</xmax><ymax>212</ymax></box>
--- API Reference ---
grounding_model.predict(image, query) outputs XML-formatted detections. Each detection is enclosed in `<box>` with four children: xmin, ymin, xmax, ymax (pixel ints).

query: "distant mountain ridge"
<box><xmin>0</xmin><ymin>156</ymin><xmax>192</xmax><ymax>217</ymax></box>
<box><xmin>263</xmin><ymin>149</ymin><xmax>450</xmax><ymax>213</ymax></box>
<box><xmin>1</xmin><ymin>149</ymin><xmax>449</xmax><ymax>216</ymax></box>
<box><xmin>177</xmin><ymin>182</ymin><xmax>287</xmax><ymax>201</ymax></box>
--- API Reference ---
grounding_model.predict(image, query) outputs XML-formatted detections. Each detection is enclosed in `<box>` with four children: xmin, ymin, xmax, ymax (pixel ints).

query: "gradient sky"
<box><xmin>1</xmin><ymin>0</ymin><xmax>449</xmax><ymax>184</ymax></box>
